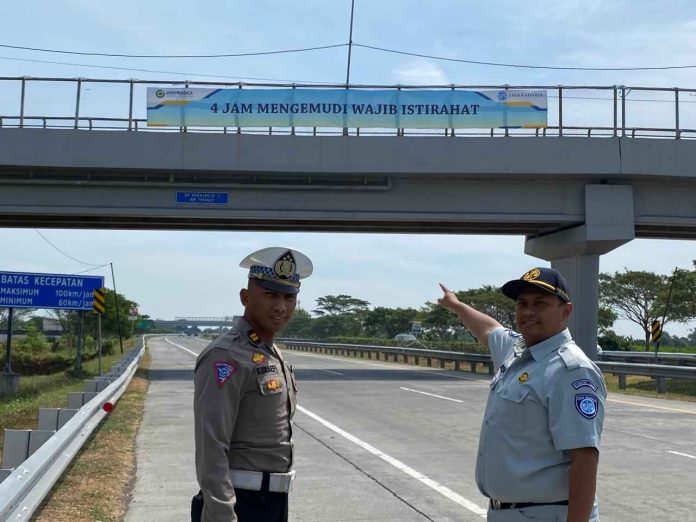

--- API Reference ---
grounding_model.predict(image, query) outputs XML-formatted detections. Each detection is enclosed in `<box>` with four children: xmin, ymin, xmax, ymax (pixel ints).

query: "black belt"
<box><xmin>490</xmin><ymin>499</ymin><xmax>569</xmax><ymax>510</ymax></box>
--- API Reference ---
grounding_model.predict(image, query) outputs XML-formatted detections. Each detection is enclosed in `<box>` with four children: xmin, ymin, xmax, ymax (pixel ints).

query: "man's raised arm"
<box><xmin>437</xmin><ymin>283</ymin><xmax>502</xmax><ymax>347</ymax></box>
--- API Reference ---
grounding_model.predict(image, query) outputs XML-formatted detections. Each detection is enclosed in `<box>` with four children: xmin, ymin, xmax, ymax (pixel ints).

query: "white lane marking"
<box><xmin>667</xmin><ymin>450</ymin><xmax>696</xmax><ymax>459</ymax></box>
<box><xmin>400</xmin><ymin>387</ymin><xmax>463</xmax><ymax>403</ymax></box>
<box><xmin>318</xmin><ymin>369</ymin><xmax>344</xmax><ymax>376</ymax></box>
<box><xmin>297</xmin><ymin>405</ymin><xmax>487</xmax><ymax>517</ymax></box>
<box><xmin>287</xmin><ymin>351</ymin><xmax>488</xmax><ymax>385</ymax></box>
<box><xmin>164</xmin><ymin>337</ymin><xmax>199</xmax><ymax>357</ymax></box>
<box><xmin>607</xmin><ymin>398</ymin><xmax>696</xmax><ymax>415</ymax></box>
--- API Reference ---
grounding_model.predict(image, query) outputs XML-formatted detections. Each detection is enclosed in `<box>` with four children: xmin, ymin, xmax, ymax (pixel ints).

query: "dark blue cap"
<box><xmin>501</xmin><ymin>267</ymin><xmax>571</xmax><ymax>303</ymax></box>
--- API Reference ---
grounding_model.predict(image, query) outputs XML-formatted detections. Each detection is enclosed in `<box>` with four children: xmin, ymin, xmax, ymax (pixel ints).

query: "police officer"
<box><xmin>192</xmin><ymin>247</ymin><xmax>312</xmax><ymax>522</ymax></box>
<box><xmin>439</xmin><ymin>267</ymin><xmax>606</xmax><ymax>522</ymax></box>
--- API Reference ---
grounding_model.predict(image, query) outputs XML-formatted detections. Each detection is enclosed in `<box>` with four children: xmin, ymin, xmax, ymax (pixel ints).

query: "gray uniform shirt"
<box><xmin>193</xmin><ymin>318</ymin><xmax>298</xmax><ymax>522</ymax></box>
<box><xmin>475</xmin><ymin>327</ymin><xmax>606</xmax><ymax>504</ymax></box>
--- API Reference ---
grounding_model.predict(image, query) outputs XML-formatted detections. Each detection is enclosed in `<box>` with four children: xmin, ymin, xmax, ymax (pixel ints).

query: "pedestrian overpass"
<box><xmin>1</xmin><ymin>77</ymin><xmax>695</xmax><ymax>356</ymax></box>
<box><xmin>153</xmin><ymin>316</ymin><xmax>239</xmax><ymax>330</ymax></box>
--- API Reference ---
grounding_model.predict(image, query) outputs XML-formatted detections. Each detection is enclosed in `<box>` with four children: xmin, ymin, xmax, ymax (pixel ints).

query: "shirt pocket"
<box><xmin>251</xmin><ymin>373</ymin><xmax>286</xmax><ymax>421</ymax></box>
<box><xmin>494</xmin><ymin>386</ymin><xmax>533</xmax><ymax>430</ymax></box>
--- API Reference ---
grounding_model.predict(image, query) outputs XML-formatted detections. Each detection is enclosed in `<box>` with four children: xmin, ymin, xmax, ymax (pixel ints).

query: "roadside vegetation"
<box><xmin>32</xmin><ymin>347</ymin><xmax>151</xmax><ymax>522</ymax></box>
<box><xmin>280</xmin><ymin>264</ymin><xmax>696</xmax><ymax>353</ymax></box>
<box><xmin>0</xmin><ymin>339</ymin><xmax>134</xmax><ymax>464</ymax></box>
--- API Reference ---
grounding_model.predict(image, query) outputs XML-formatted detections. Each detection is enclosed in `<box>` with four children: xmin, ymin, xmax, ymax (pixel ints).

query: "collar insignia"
<box><xmin>248</xmin><ymin>330</ymin><xmax>262</xmax><ymax>345</ymax></box>
<box><xmin>252</xmin><ymin>352</ymin><xmax>266</xmax><ymax>364</ymax></box>
<box><xmin>518</xmin><ymin>372</ymin><xmax>529</xmax><ymax>383</ymax></box>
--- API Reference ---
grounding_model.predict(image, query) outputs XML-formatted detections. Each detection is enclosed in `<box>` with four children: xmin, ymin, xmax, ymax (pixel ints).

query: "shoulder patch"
<box><xmin>213</xmin><ymin>360</ymin><xmax>236</xmax><ymax>388</ymax></box>
<box><xmin>572</xmin><ymin>378</ymin><xmax>598</xmax><ymax>392</ymax></box>
<box><xmin>575</xmin><ymin>393</ymin><xmax>599</xmax><ymax>419</ymax></box>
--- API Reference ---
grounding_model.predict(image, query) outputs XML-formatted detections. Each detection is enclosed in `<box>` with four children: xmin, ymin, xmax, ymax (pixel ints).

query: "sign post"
<box><xmin>93</xmin><ymin>288</ymin><xmax>106</xmax><ymax>375</ymax></box>
<box><xmin>128</xmin><ymin>305</ymin><xmax>139</xmax><ymax>337</ymax></box>
<box><xmin>0</xmin><ymin>307</ymin><xmax>19</xmax><ymax>395</ymax></box>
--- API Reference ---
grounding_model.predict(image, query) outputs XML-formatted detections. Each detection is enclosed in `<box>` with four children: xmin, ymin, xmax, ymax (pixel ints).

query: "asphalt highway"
<box><xmin>124</xmin><ymin>336</ymin><xmax>696</xmax><ymax>522</ymax></box>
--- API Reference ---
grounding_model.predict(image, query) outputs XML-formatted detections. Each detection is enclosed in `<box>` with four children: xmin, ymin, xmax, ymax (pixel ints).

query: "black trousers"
<box><xmin>234</xmin><ymin>488</ymin><xmax>288</xmax><ymax>521</ymax></box>
<box><xmin>191</xmin><ymin>489</ymin><xmax>288</xmax><ymax>522</ymax></box>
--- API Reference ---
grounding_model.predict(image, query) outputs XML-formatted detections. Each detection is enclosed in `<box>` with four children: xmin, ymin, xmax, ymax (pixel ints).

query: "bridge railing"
<box><xmin>1</xmin><ymin>77</ymin><xmax>695</xmax><ymax>139</ymax></box>
<box><xmin>281</xmin><ymin>340</ymin><xmax>696</xmax><ymax>393</ymax></box>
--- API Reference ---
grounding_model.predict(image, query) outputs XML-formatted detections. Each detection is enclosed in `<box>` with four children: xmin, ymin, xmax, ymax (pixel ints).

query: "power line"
<box><xmin>34</xmin><ymin>230</ymin><xmax>107</xmax><ymax>267</ymax></box>
<box><xmin>354</xmin><ymin>43</ymin><xmax>696</xmax><ymax>71</ymax></box>
<box><xmin>74</xmin><ymin>265</ymin><xmax>111</xmax><ymax>275</ymax></box>
<box><xmin>0</xmin><ymin>42</ymin><xmax>347</xmax><ymax>58</ymax></box>
<box><xmin>0</xmin><ymin>55</ymin><xmax>336</xmax><ymax>84</ymax></box>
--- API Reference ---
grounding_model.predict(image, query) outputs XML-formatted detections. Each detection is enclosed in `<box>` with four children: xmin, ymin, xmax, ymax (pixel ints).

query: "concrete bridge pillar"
<box><xmin>524</xmin><ymin>185</ymin><xmax>635</xmax><ymax>359</ymax></box>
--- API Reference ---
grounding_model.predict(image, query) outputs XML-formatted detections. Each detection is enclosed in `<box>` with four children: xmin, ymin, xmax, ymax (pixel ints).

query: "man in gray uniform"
<box><xmin>439</xmin><ymin>267</ymin><xmax>606</xmax><ymax>522</ymax></box>
<box><xmin>192</xmin><ymin>247</ymin><xmax>312</xmax><ymax>522</ymax></box>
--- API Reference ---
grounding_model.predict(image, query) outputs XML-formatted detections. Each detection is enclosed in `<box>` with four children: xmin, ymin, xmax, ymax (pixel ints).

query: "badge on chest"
<box><xmin>255</xmin><ymin>360</ymin><xmax>284</xmax><ymax>396</ymax></box>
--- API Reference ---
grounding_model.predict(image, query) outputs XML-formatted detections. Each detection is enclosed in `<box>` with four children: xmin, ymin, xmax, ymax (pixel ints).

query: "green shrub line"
<box><xmin>292</xmin><ymin>336</ymin><xmax>486</xmax><ymax>354</ymax></box>
<box><xmin>286</xmin><ymin>336</ymin><xmax>696</xmax><ymax>355</ymax></box>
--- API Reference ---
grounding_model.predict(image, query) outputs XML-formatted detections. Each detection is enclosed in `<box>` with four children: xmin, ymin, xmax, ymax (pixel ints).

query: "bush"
<box><xmin>309</xmin><ymin>336</ymin><xmax>486</xmax><ymax>354</ymax></box>
<box><xmin>102</xmin><ymin>339</ymin><xmax>115</xmax><ymax>355</ymax></box>
<box><xmin>598</xmin><ymin>331</ymin><xmax>634</xmax><ymax>351</ymax></box>
<box><xmin>0</xmin><ymin>351</ymin><xmax>74</xmax><ymax>374</ymax></box>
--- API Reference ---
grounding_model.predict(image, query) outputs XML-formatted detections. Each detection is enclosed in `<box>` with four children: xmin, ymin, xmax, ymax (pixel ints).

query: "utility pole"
<box><xmin>345</xmin><ymin>0</ymin><xmax>356</xmax><ymax>86</ymax></box>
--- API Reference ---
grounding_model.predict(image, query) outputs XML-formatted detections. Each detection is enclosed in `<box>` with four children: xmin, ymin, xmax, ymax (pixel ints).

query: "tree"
<box><xmin>363</xmin><ymin>307</ymin><xmax>419</xmax><ymax>338</ymax></box>
<box><xmin>0</xmin><ymin>308</ymin><xmax>34</xmax><ymax>329</ymax></box>
<box><xmin>597</xmin><ymin>306</ymin><xmax>618</xmax><ymax>334</ymax></box>
<box><xmin>280</xmin><ymin>307</ymin><xmax>313</xmax><ymax>338</ymax></box>
<box><xmin>457</xmin><ymin>285</ymin><xmax>516</xmax><ymax>330</ymax></box>
<box><xmin>419</xmin><ymin>300</ymin><xmax>466</xmax><ymax>341</ymax></box>
<box><xmin>311</xmin><ymin>295</ymin><xmax>370</xmax><ymax>338</ymax></box>
<box><xmin>599</xmin><ymin>269</ymin><xmax>696</xmax><ymax>351</ymax></box>
<box><xmin>313</xmin><ymin>295</ymin><xmax>370</xmax><ymax>317</ymax></box>
<box><xmin>50</xmin><ymin>289</ymin><xmax>138</xmax><ymax>350</ymax></box>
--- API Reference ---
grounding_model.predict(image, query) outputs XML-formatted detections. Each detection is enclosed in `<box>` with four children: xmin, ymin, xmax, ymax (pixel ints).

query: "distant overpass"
<box><xmin>153</xmin><ymin>316</ymin><xmax>240</xmax><ymax>329</ymax></box>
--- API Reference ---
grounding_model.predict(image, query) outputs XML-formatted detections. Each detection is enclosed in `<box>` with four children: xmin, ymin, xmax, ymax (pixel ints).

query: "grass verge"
<box><xmin>604</xmin><ymin>373</ymin><xmax>696</xmax><ymax>402</ymax></box>
<box><xmin>32</xmin><ymin>346</ymin><xmax>151</xmax><ymax>522</ymax></box>
<box><xmin>0</xmin><ymin>342</ymin><xmax>135</xmax><ymax>464</ymax></box>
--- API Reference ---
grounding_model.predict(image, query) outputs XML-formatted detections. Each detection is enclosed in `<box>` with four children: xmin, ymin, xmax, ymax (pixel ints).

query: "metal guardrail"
<box><xmin>0</xmin><ymin>336</ymin><xmax>149</xmax><ymax>520</ymax></box>
<box><xmin>284</xmin><ymin>340</ymin><xmax>495</xmax><ymax>374</ymax></box>
<box><xmin>601</xmin><ymin>350</ymin><xmax>696</xmax><ymax>366</ymax></box>
<box><xmin>282</xmin><ymin>341</ymin><xmax>696</xmax><ymax>393</ymax></box>
<box><xmin>0</xmin><ymin>77</ymin><xmax>695</xmax><ymax>139</ymax></box>
<box><xmin>596</xmin><ymin>360</ymin><xmax>696</xmax><ymax>393</ymax></box>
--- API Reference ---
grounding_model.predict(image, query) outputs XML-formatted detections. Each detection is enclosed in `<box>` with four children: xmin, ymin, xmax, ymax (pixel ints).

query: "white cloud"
<box><xmin>392</xmin><ymin>60</ymin><xmax>449</xmax><ymax>85</ymax></box>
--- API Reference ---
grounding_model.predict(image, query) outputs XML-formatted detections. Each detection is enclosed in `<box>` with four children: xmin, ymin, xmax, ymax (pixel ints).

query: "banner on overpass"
<box><xmin>0</xmin><ymin>271</ymin><xmax>105</xmax><ymax>311</ymax></box>
<box><xmin>147</xmin><ymin>88</ymin><xmax>547</xmax><ymax>129</ymax></box>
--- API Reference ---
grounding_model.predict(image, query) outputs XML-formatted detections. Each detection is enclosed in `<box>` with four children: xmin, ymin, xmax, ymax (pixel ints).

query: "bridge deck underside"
<box><xmin>0</xmin><ymin>130</ymin><xmax>694</xmax><ymax>239</ymax></box>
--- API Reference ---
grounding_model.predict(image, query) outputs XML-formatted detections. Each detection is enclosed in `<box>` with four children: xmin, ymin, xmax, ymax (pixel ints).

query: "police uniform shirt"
<box><xmin>193</xmin><ymin>317</ymin><xmax>298</xmax><ymax>522</ymax></box>
<box><xmin>475</xmin><ymin>327</ymin><xmax>606</xmax><ymax>504</ymax></box>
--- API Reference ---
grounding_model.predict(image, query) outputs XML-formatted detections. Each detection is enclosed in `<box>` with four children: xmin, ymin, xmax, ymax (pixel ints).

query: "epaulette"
<box><xmin>558</xmin><ymin>344</ymin><xmax>581</xmax><ymax>370</ymax></box>
<box><xmin>247</xmin><ymin>329</ymin><xmax>262</xmax><ymax>346</ymax></box>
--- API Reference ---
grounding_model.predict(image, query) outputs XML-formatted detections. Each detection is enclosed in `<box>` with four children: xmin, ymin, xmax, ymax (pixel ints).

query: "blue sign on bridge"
<box><xmin>176</xmin><ymin>191</ymin><xmax>228</xmax><ymax>204</ymax></box>
<box><xmin>0</xmin><ymin>271</ymin><xmax>105</xmax><ymax>311</ymax></box>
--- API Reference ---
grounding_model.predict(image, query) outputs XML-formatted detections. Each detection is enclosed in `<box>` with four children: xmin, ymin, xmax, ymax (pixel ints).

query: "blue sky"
<box><xmin>1</xmin><ymin>1</ymin><xmax>695</xmax><ymax>338</ymax></box>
